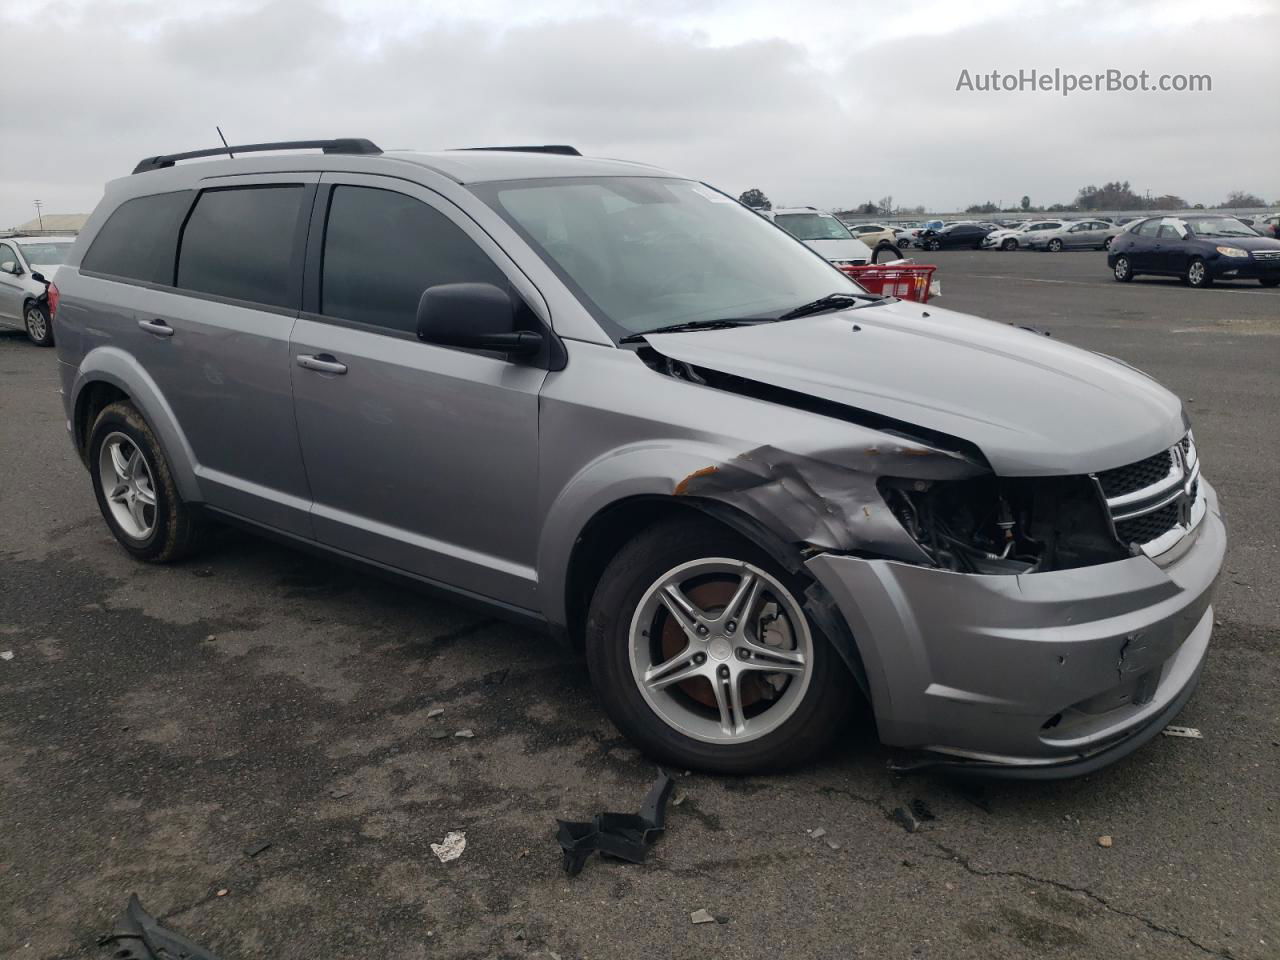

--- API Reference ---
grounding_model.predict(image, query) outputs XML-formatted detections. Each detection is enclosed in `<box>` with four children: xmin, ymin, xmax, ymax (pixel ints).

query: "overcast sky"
<box><xmin>4</xmin><ymin>0</ymin><xmax>1277</xmax><ymax>226</ymax></box>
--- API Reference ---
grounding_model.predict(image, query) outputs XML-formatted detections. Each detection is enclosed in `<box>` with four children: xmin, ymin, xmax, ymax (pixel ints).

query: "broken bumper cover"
<box><xmin>806</xmin><ymin>480</ymin><xmax>1225</xmax><ymax>778</ymax></box>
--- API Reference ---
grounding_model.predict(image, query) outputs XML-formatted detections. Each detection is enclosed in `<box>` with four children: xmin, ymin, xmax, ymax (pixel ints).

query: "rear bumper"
<box><xmin>806</xmin><ymin>480</ymin><xmax>1225</xmax><ymax>777</ymax></box>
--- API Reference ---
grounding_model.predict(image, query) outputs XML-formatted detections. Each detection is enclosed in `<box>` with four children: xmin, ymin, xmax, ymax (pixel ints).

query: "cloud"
<box><xmin>3</xmin><ymin>0</ymin><xmax>1277</xmax><ymax>226</ymax></box>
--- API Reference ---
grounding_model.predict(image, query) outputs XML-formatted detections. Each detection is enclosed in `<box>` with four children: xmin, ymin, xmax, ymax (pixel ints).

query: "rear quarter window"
<box><xmin>176</xmin><ymin>185</ymin><xmax>305</xmax><ymax>309</ymax></box>
<box><xmin>80</xmin><ymin>191</ymin><xmax>193</xmax><ymax>284</ymax></box>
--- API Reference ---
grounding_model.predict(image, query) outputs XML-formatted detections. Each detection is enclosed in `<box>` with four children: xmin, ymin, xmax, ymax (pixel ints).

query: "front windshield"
<box><xmin>1186</xmin><ymin>217</ymin><xmax>1256</xmax><ymax>238</ymax></box>
<box><xmin>19</xmin><ymin>242</ymin><xmax>72</xmax><ymax>264</ymax></box>
<box><xmin>772</xmin><ymin>213</ymin><xmax>854</xmax><ymax>241</ymax></box>
<box><xmin>476</xmin><ymin>177</ymin><xmax>860</xmax><ymax>339</ymax></box>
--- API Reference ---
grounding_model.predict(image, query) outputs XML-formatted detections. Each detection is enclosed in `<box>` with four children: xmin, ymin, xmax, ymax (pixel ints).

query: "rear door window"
<box><xmin>1137</xmin><ymin>219</ymin><xmax>1161</xmax><ymax>237</ymax></box>
<box><xmin>81</xmin><ymin>191</ymin><xmax>193</xmax><ymax>284</ymax></box>
<box><xmin>176</xmin><ymin>185</ymin><xmax>305</xmax><ymax>309</ymax></box>
<box><xmin>318</xmin><ymin>185</ymin><xmax>507</xmax><ymax>334</ymax></box>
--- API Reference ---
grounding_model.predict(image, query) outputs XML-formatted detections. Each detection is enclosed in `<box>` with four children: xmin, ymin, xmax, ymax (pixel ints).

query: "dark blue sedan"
<box><xmin>1108</xmin><ymin>215</ymin><xmax>1280</xmax><ymax>288</ymax></box>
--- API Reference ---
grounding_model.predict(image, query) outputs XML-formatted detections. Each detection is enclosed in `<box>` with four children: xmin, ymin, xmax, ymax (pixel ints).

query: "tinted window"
<box><xmin>177</xmin><ymin>186</ymin><xmax>304</xmax><ymax>308</ymax></box>
<box><xmin>320</xmin><ymin>186</ymin><xmax>507</xmax><ymax>333</ymax></box>
<box><xmin>81</xmin><ymin>191</ymin><xmax>192</xmax><ymax>284</ymax></box>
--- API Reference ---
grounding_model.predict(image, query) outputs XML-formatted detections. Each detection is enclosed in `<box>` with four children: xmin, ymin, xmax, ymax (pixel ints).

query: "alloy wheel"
<box><xmin>98</xmin><ymin>432</ymin><xmax>158</xmax><ymax>539</ymax></box>
<box><xmin>25</xmin><ymin>307</ymin><xmax>47</xmax><ymax>342</ymax></box>
<box><xmin>628</xmin><ymin>558</ymin><xmax>813</xmax><ymax>744</ymax></box>
<box><xmin>1188</xmin><ymin>261</ymin><xmax>1206</xmax><ymax>286</ymax></box>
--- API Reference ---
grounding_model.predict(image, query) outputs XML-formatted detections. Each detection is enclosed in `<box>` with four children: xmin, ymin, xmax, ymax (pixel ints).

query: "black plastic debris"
<box><xmin>891</xmin><ymin>805</ymin><xmax>921</xmax><ymax>833</ymax></box>
<box><xmin>243</xmin><ymin>840</ymin><xmax>272</xmax><ymax>858</ymax></box>
<box><xmin>99</xmin><ymin>894</ymin><xmax>223</xmax><ymax>960</ymax></box>
<box><xmin>910</xmin><ymin>798</ymin><xmax>937</xmax><ymax>822</ymax></box>
<box><xmin>555</xmin><ymin>769</ymin><xmax>675</xmax><ymax>876</ymax></box>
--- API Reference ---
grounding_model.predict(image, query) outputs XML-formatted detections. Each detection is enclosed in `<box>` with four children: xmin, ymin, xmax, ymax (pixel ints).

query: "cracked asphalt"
<box><xmin>2</xmin><ymin>250</ymin><xmax>1277</xmax><ymax>960</ymax></box>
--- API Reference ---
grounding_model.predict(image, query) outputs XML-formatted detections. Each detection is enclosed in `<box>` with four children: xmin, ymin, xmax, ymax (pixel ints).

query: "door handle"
<box><xmin>138</xmin><ymin>318</ymin><xmax>174</xmax><ymax>338</ymax></box>
<box><xmin>296</xmin><ymin>353</ymin><xmax>348</xmax><ymax>375</ymax></box>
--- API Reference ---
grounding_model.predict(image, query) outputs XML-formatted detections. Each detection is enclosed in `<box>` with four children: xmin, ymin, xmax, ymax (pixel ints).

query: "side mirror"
<box><xmin>30</xmin><ymin>271</ymin><xmax>47</xmax><ymax>284</ymax></box>
<box><xmin>0</xmin><ymin>260</ymin><xmax>20</xmax><ymax>276</ymax></box>
<box><xmin>416</xmin><ymin>282</ymin><xmax>543</xmax><ymax>357</ymax></box>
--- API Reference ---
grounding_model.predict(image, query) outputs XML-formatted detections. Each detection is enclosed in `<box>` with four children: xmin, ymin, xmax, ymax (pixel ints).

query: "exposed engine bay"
<box><xmin>880</xmin><ymin>474</ymin><xmax>1129</xmax><ymax>574</ymax></box>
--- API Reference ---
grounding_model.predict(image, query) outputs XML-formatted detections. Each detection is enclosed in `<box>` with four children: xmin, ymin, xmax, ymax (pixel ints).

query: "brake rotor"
<box><xmin>659</xmin><ymin>578</ymin><xmax>790</xmax><ymax>710</ymax></box>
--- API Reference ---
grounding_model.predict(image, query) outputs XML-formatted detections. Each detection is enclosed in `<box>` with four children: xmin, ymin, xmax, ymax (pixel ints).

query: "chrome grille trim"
<box><xmin>1251</xmin><ymin>250</ymin><xmax>1280</xmax><ymax>261</ymax></box>
<box><xmin>1093</xmin><ymin>433</ymin><xmax>1203</xmax><ymax>557</ymax></box>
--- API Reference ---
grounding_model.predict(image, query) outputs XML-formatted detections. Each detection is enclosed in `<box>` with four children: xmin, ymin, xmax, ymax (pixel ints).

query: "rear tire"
<box><xmin>585</xmin><ymin>517</ymin><xmax>856</xmax><ymax>773</ymax></box>
<box><xmin>88</xmin><ymin>401</ymin><xmax>205</xmax><ymax>563</ymax></box>
<box><xmin>1113</xmin><ymin>256</ymin><xmax>1134</xmax><ymax>282</ymax></box>
<box><xmin>1047</xmin><ymin>238</ymin><xmax>1064</xmax><ymax>252</ymax></box>
<box><xmin>24</xmin><ymin>301</ymin><xmax>53</xmax><ymax>347</ymax></box>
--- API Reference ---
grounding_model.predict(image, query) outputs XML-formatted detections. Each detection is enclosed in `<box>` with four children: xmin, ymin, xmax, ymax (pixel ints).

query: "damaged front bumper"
<box><xmin>806</xmin><ymin>480</ymin><xmax>1225</xmax><ymax>778</ymax></box>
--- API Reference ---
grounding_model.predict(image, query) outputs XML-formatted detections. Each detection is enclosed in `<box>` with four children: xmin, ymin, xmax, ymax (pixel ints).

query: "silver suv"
<box><xmin>53</xmin><ymin>139</ymin><xmax>1224</xmax><ymax>776</ymax></box>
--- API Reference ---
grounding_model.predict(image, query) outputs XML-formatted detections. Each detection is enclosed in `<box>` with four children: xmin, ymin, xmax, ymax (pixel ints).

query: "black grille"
<box><xmin>1097</xmin><ymin>450</ymin><xmax>1174</xmax><ymax>499</ymax></box>
<box><xmin>1115</xmin><ymin>501</ymin><xmax>1179</xmax><ymax>544</ymax></box>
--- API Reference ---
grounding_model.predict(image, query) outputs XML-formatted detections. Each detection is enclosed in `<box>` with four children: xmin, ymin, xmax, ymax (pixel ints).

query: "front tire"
<box><xmin>1185</xmin><ymin>257</ymin><xmax>1212</xmax><ymax>288</ymax></box>
<box><xmin>585</xmin><ymin>518</ymin><xmax>855</xmax><ymax>773</ymax></box>
<box><xmin>1047</xmin><ymin>238</ymin><xmax>1064</xmax><ymax>252</ymax></box>
<box><xmin>88</xmin><ymin>401</ymin><xmax>204</xmax><ymax>562</ymax></box>
<box><xmin>1113</xmin><ymin>256</ymin><xmax>1134</xmax><ymax>282</ymax></box>
<box><xmin>24</xmin><ymin>302</ymin><xmax>53</xmax><ymax>347</ymax></box>
<box><xmin>1261</xmin><ymin>277</ymin><xmax>1279</xmax><ymax>288</ymax></box>
<box><xmin>1103</xmin><ymin>237</ymin><xmax>1113</xmax><ymax>250</ymax></box>
<box><xmin>1002</xmin><ymin>238</ymin><xmax>1017</xmax><ymax>251</ymax></box>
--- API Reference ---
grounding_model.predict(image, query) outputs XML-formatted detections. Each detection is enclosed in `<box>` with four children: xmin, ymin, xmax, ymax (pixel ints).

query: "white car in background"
<box><xmin>763</xmin><ymin>207</ymin><xmax>874</xmax><ymax>267</ymax></box>
<box><xmin>894</xmin><ymin>225</ymin><xmax>924</xmax><ymax>248</ymax></box>
<box><xmin>0</xmin><ymin>235</ymin><xmax>75</xmax><ymax>346</ymax></box>
<box><xmin>981</xmin><ymin>220</ymin><xmax>1066</xmax><ymax>251</ymax></box>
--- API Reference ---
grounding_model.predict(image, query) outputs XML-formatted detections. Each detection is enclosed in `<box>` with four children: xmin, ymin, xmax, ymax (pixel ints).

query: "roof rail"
<box><xmin>132</xmin><ymin>138</ymin><xmax>382</xmax><ymax>175</ymax></box>
<box><xmin>458</xmin><ymin>145</ymin><xmax>581</xmax><ymax>156</ymax></box>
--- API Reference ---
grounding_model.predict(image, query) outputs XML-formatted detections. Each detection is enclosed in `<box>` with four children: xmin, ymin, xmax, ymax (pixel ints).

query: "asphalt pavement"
<box><xmin>1</xmin><ymin>248</ymin><xmax>1276</xmax><ymax>960</ymax></box>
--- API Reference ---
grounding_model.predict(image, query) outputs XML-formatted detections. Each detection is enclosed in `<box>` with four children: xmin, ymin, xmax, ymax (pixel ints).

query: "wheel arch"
<box><xmin>555</xmin><ymin>492</ymin><xmax>872</xmax><ymax>699</ymax></box>
<box><xmin>70</xmin><ymin>347</ymin><xmax>202</xmax><ymax>501</ymax></box>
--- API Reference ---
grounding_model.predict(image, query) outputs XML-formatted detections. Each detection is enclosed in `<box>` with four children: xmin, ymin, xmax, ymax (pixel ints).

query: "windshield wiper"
<box><xmin>618</xmin><ymin>318</ymin><xmax>777</xmax><ymax>343</ymax></box>
<box><xmin>778</xmin><ymin>292</ymin><xmax>886</xmax><ymax>321</ymax></box>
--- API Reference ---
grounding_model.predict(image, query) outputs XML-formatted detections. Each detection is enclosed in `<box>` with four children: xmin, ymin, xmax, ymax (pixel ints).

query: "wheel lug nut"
<box><xmin>726</xmin><ymin>620</ymin><xmax>737</xmax><ymax>633</ymax></box>
<box><xmin>696</xmin><ymin>625</ymin><xmax>708</xmax><ymax>635</ymax></box>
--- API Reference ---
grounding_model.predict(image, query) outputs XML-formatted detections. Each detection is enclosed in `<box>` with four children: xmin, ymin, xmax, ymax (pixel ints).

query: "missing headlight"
<box><xmin>880</xmin><ymin>474</ymin><xmax>1127</xmax><ymax>574</ymax></box>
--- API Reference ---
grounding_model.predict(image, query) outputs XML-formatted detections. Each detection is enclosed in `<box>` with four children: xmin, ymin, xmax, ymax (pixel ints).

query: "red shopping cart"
<box><xmin>838</xmin><ymin>263</ymin><xmax>937</xmax><ymax>303</ymax></box>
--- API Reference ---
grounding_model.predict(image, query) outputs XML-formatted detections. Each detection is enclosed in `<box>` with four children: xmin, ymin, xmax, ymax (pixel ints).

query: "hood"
<box><xmin>645</xmin><ymin>301</ymin><xmax>1187</xmax><ymax>476</ymax></box>
<box><xmin>1202</xmin><ymin>234</ymin><xmax>1280</xmax><ymax>251</ymax></box>
<box><xmin>803</xmin><ymin>237</ymin><xmax>874</xmax><ymax>261</ymax></box>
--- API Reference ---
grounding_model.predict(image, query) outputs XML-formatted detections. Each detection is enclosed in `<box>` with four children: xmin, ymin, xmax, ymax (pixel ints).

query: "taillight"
<box><xmin>47</xmin><ymin>282</ymin><xmax>60</xmax><ymax>319</ymax></box>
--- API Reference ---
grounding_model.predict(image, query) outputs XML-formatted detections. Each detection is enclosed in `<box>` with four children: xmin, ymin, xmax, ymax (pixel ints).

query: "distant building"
<box><xmin>3</xmin><ymin>213</ymin><xmax>89</xmax><ymax>236</ymax></box>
